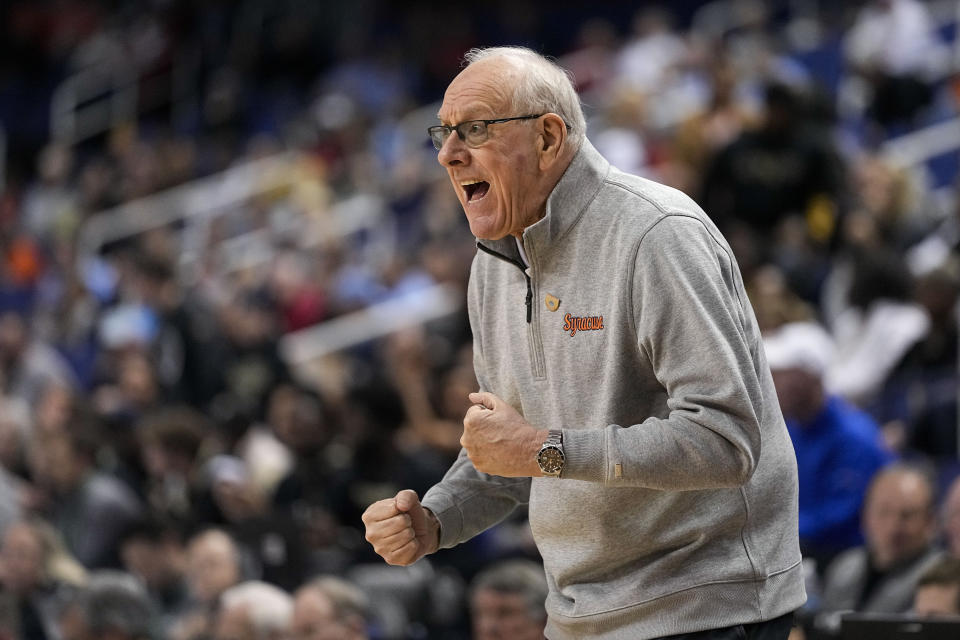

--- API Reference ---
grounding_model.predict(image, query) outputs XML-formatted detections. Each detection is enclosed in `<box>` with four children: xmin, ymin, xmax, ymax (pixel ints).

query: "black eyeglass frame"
<box><xmin>427</xmin><ymin>114</ymin><xmax>544</xmax><ymax>150</ymax></box>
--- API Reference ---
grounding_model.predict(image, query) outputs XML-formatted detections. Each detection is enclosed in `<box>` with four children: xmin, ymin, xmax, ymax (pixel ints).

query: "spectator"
<box><xmin>817</xmin><ymin>464</ymin><xmax>943</xmax><ymax>633</ymax></box>
<box><xmin>844</xmin><ymin>0</ymin><xmax>945</xmax><ymax>130</ymax></box>
<box><xmin>0</xmin><ymin>311</ymin><xmax>78</xmax><ymax>406</ymax></box>
<box><xmin>213</xmin><ymin>581</ymin><xmax>292</xmax><ymax>640</ymax></box>
<box><xmin>118</xmin><ymin>516</ymin><xmax>190</xmax><ymax>633</ymax></box>
<box><xmin>824</xmin><ymin>248</ymin><xmax>929</xmax><ymax>408</ymax></box>
<box><xmin>205</xmin><ymin>455</ymin><xmax>305</xmax><ymax>590</ymax></box>
<box><xmin>913</xmin><ymin>556</ymin><xmax>960</xmax><ymax>618</ymax></box>
<box><xmin>267</xmin><ymin>383</ymin><xmax>355</xmax><ymax>575</ymax></box>
<box><xmin>886</xmin><ymin>264</ymin><xmax>960</xmax><ymax>460</ymax></box>
<box><xmin>28</xmin><ymin>419</ymin><xmax>143</xmax><ymax>569</ymax></box>
<box><xmin>136</xmin><ymin>406</ymin><xmax>209</xmax><ymax>526</ymax></box>
<box><xmin>765</xmin><ymin>321</ymin><xmax>893</xmax><ymax>568</ymax></box>
<box><xmin>289</xmin><ymin>575</ymin><xmax>369</xmax><ymax>640</ymax></box>
<box><xmin>469</xmin><ymin>559</ymin><xmax>548</xmax><ymax>640</ymax></box>
<box><xmin>701</xmin><ymin>82</ymin><xmax>844</xmax><ymax>254</ymax></box>
<box><xmin>184</xmin><ymin>528</ymin><xmax>244</xmax><ymax>607</ymax></box>
<box><xmin>0</xmin><ymin>518</ymin><xmax>86</xmax><ymax>640</ymax></box>
<box><xmin>58</xmin><ymin>570</ymin><xmax>155</xmax><ymax>640</ymax></box>
<box><xmin>940</xmin><ymin>475</ymin><xmax>960</xmax><ymax>559</ymax></box>
<box><xmin>171</xmin><ymin>528</ymin><xmax>245</xmax><ymax>640</ymax></box>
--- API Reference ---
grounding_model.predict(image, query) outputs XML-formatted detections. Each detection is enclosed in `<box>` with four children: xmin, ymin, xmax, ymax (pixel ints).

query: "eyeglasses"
<box><xmin>428</xmin><ymin>114</ymin><xmax>543</xmax><ymax>151</ymax></box>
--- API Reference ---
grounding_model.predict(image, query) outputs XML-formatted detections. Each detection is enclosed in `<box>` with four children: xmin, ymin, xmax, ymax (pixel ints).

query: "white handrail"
<box><xmin>76</xmin><ymin>151</ymin><xmax>302</xmax><ymax>261</ymax></box>
<box><xmin>50</xmin><ymin>64</ymin><xmax>139</xmax><ymax>144</ymax></box>
<box><xmin>280</xmin><ymin>284</ymin><xmax>463</xmax><ymax>364</ymax></box>
<box><xmin>881</xmin><ymin>117</ymin><xmax>960</xmax><ymax>168</ymax></box>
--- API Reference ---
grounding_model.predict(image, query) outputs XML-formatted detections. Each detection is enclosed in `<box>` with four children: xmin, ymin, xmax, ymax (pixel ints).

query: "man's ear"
<box><xmin>538</xmin><ymin>113</ymin><xmax>567</xmax><ymax>169</ymax></box>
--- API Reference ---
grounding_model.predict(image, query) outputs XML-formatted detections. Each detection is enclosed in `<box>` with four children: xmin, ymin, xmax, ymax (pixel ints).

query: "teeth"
<box><xmin>460</xmin><ymin>180</ymin><xmax>484</xmax><ymax>186</ymax></box>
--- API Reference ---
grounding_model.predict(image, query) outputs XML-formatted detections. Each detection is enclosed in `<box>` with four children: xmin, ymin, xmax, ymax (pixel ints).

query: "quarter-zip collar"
<box><xmin>476</xmin><ymin>139</ymin><xmax>610</xmax><ymax>261</ymax></box>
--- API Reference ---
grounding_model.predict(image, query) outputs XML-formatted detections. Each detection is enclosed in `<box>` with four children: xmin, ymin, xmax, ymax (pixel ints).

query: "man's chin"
<box><xmin>468</xmin><ymin>216</ymin><xmax>506</xmax><ymax>241</ymax></box>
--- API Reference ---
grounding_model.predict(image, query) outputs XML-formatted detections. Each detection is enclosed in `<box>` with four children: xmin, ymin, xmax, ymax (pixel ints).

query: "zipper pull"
<box><xmin>525</xmin><ymin>276</ymin><xmax>532</xmax><ymax>323</ymax></box>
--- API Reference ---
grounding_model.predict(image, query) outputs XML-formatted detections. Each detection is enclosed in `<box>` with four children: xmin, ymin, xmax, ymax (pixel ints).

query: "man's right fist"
<box><xmin>361</xmin><ymin>489</ymin><xmax>439</xmax><ymax>566</ymax></box>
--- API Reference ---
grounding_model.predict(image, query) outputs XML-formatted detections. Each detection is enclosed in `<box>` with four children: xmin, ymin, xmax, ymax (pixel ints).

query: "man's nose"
<box><xmin>438</xmin><ymin>131</ymin><xmax>468</xmax><ymax>167</ymax></box>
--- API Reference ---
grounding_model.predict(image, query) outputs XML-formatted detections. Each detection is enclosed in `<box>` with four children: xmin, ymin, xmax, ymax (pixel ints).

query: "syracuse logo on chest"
<box><xmin>562</xmin><ymin>312</ymin><xmax>604</xmax><ymax>337</ymax></box>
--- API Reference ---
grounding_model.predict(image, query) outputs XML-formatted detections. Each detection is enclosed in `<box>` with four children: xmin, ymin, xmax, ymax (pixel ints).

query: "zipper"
<box><xmin>477</xmin><ymin>242</ymin><xmax>547</xmax><ymax>379</ymax></box>
<box><xmin>477</xmin><ymin>243</ymin><xmax>531</xmax><ymax>322</ymax></box>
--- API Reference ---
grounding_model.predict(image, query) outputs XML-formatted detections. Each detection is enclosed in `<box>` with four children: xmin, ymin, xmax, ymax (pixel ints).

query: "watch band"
<box><xmin>544</xmin><ymin>430</ymin><xmax>562</xmax><ymax>448</ymax></box>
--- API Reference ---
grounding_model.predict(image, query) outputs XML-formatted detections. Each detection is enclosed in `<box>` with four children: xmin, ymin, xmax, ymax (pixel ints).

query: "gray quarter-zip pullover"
<box><xmin>422</xmin><ymin>139</ymin><xmax>806</xmax><ymax>639</ymax></box>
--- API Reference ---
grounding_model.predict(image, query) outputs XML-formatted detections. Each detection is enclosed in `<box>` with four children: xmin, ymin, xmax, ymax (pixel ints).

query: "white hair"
<box><xmin>301</xmin><ymin>575</ymin><xmax>369</xmax><ymax>625</ymax></box>
<box><xmin>221</xmin><ymin>580</ymin><xmax>293</xmax><ymax>639</ymax></box>
<box><xmin>462</xmin><ymin>46</ymin><xmax>586</xmax><ymax>152</ymax></box>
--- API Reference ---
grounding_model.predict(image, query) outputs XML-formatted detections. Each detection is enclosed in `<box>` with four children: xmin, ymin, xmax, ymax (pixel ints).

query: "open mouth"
<box><xmin>462</xmin><ymin>180</ymin><xmax>490</xmax><ymax>202</ymax></box>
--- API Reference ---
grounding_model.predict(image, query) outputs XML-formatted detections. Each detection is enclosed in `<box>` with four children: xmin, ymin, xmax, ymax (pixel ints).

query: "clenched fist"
<box><xmin>461</xmin><ymin>391</ymin><xmax>547</xmax><ymax>477</ymax></box>
<box><xmin>362</xmin><ymin>490</ymin><xmax>439</xmax><ymax>566</ymax></box>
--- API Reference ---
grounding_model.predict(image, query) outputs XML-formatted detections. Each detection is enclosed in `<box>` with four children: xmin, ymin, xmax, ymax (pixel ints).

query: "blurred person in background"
<box><xmin>764</xmin><ymin>321</ymin><xmax>893</xmax><ymax>571</ymax></box>
<box><xmin>289</xmin><ymin>575</ymin><xmax>369</xmax><ymax>640</ymax></box>
<box><xmin>204</xmin><ymin>454</ymin><xmax>305</xmax><ymax>591</ymax></box>
<box><xmin>816</xmin><ymin>464</ymin><xmax>943</xmax><ymax>634</ymax></box>
<box><xmin>0</xmin><ymin>518</ymin><xmax>86</xmax><ymax>640</ymax></box>
<box><xmin>58</xmin><ymin>570</ymin><xmax>154</xmax><ymax>640</ymax></box>
<box><xmin>118</xmin><ymin>516</ymin><xmax>190</xmax><ymax>634</ymax></box>
<box><xmin>844</xmin><ymin>0</ymin><xmax>945</xmax><ymax>132</ymax></box>
<box><xmin>171</xmin><ymin>527</ymin><xmax>245</xmax><ymax>640</ymax></box>
<box><xmin>823</xmin><ymin>248</ymin><xmax>929</xmax><ymax>410</ymax></box>
<box><xmin>912</xmin><ymin>556</ymin><xmax>960</xmax><ymax>618</ymax></box>
<box><xmin>701</xmin><ymin>82</ymin><xmax>844</xmax><ymax>279</ymax></box>
<box><xmin>469</xmin><ymin>559</ymin><xmax>547</xmax><ymax>640</ymax></box>
<box><xmin>0</xmin><ymin>396</ymin><xmax>30</xmax><ymax>534</ymax></box>
<box><xmin>267</xmin><ymin>382</ymin><xmax>356</xmax><ymax>576</ymax></box>
<box><xmin>136</xmin><ymin>406</ymin><xmax>209</xmax><ymax>527</ymax></box>
<box><xmin>747</xmin><ymin>265</ymin><xmax>816</xmax><ymax>334</ymax></box>
<box><xmin>877</xmin><ymin>263</ymin><xmax>960</xmax><ymax>461</ymax></box>
<box><xmin>0</xmin><ymin>310</ymin><xmax>77</xmax><ymax>406</ymax></box>
<box><xmin>209</xmin><ymin>289</ymin><xmax>292</xmax><ymax>426</ymax></box>
<box><xmin>130</xmin><ymin>253</ymin><xmax>220</xmax><ymax>407</ymax></box>
<box><xmin>213</xmin><ymin>580</ymin><xmax>292</xmax><ymax>640</ymax></box>
<box><xmin>385</xmin><ymin>329</ymin><xmax>471</xmax><ymax>461</ymax></box>
<box><xmin>939</xmin><ymin>475</ymin><xmax>960</xmax><ymax>559</ymax></box>
<box><xmin>363</xmin><ymin>46</ymin><xmax>804</xmax><ymax>639</ymax></box>
<box><xmin>27</xmin><ymin>414</ymin><xmax>142</xmax><ymax>569</ymax></box>
<box><xmin>670</xmin><ymin>55</ymin><xmax>757</xmax><ymax>196</ymax></box>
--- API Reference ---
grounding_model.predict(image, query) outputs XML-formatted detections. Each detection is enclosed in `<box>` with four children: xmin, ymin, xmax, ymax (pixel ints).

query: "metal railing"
<box><xmin>279</xmin><ymin>284</ymin><xmax>463</xmax><ymax>365</ymax></box>
<box><xmin>76</xmin><ymin>151</ymin><xmax>305</xmax><ymax>266</ymax></box>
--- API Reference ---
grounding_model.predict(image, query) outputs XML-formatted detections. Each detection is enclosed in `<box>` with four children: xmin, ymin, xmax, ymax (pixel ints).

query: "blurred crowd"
<box><xmin>0</xmin><ymin>0</ymin><xmax>959</xmax><ymax>638</ymax></box>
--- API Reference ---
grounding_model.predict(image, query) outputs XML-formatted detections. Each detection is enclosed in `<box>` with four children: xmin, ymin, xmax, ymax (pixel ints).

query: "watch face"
<box><xmin>538</xmin><ymin>447</ymin><xmax>564</xmax><ymax>474</ymax></box>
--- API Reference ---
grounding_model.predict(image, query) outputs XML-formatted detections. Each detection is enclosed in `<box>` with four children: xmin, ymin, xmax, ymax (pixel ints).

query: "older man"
<box><xmin>817</xmin><ymin>464</ymin><xmax>943</xmax><ymax>633</ymax></box>
<box><xmin>362</xmin><ymin>46</ymin><xmax>805</xmax><ymax>639</ymax></box>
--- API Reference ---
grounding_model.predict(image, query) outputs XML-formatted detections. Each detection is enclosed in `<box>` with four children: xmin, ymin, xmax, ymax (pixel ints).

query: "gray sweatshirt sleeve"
<box><xmin>421</xmin><ymin>254</ymin><xmax>531</xmax><ymax>549</ymax></box>
<box><xmin>562</xmin><ymin>214</ymin><xmax>766</xmax><ymax>489</ymax></box>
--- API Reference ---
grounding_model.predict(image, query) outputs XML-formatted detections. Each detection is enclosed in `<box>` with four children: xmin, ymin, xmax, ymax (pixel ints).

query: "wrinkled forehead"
<box><xmin>438</xmin><ymin>59</ymin><xmax>518</xmax><ymax>123</ymax></box>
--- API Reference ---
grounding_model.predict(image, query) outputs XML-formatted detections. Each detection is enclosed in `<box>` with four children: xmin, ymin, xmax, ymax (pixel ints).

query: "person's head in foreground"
<box><xmin>914</xmin><ymin>556</ymin><xmax>960</xmax><ymax>618</ymax></box>
<box><xmin>469</xmin><ymin>559</ymin><xmax>548</xmax><ymax>640</ymax></box>
<box><xmin>289</xmin><ymin>575</ymin><xmax>369</xmax><ymax>640</ymax></box>
<box><xmin>430</xmin><ymin>46</ymin><xmax>585</xmax><ymax>240</ymax></box>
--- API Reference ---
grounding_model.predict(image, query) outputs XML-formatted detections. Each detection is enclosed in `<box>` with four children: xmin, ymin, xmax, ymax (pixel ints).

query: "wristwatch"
<box><xmin>537</xmin><ymin>430</ymin><xmax>564</xmax><ymax>477</ymax></box>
